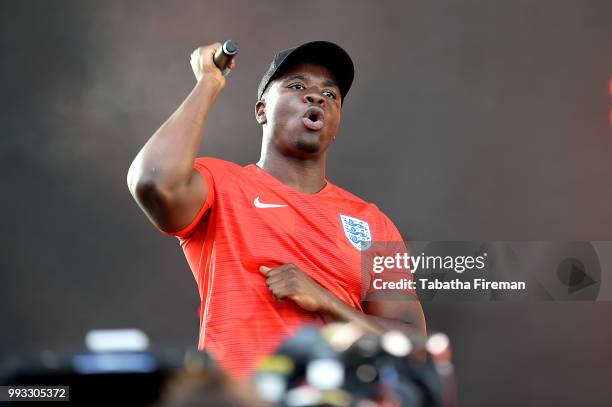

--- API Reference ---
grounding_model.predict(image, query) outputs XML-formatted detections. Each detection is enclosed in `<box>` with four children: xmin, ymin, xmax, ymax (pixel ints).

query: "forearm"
<box><xmin>260</xmin><ymin>263</ymin><xmax>425</xmax><ymax>337</ymax></box>
<box><xmin>320</xmin><ymin>297</ymin><xmax>385</xmax><ymax>335</ymax></box>
<box><xmin>128</xmin><ymin>77</ymin><xmax>223</xmax><ymax>192</ymax></box>
<box><xmin>320</xmin><ymin>291</ymin><xmax>424</xmax><ymax>336</ymax></box>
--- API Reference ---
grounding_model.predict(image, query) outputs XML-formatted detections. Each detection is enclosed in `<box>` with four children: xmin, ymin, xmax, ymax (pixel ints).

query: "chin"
<box><xmin>293</xmin><ymin>131</ymin><xmax>325</xmax><ymax>154</ymax></box>
<box><xmin>294</xmin><ymin>139</ymin><xmax>322</xmax><ymax>154</ymax></box>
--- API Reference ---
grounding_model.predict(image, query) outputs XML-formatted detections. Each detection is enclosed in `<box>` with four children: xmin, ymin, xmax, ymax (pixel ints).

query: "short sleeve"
<box><xmin>380</xmin><ymin>212</ymin><xmax>404</xmax><ymax>242</ymax></box>
<box><xmin>160</xmin><ymin>158</ymin><xmax>216</xmax><ymax>240</ymax></box>
<box><xmin>363</xmin><ymin>212</ymin><xmax>418</xmax><ymax>300</ymax></box>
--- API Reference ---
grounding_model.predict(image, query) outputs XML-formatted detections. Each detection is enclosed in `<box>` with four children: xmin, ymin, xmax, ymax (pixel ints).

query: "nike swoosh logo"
<box><xmin>254</xmin><ymin>196</ymin><xmax>288</xmax><ymax>208</ymax></box>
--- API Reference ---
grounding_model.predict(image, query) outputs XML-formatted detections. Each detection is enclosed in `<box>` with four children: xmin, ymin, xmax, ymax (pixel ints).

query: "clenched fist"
<box><xmin>189</xmin><ymin>43</ymin><xmax>237</xmax><ymax>88</ymax></box>
<box><xmin>259</xmin><ymin>263</ymin><xmax>331</xmax><ymax>312</ymax></box>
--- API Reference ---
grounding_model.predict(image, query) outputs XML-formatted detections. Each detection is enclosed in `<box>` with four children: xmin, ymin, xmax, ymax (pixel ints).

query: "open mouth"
<box><xmin>302</xmin><ymin>106</ymin><xmax>325</xmax><ymax>131</ymax></box>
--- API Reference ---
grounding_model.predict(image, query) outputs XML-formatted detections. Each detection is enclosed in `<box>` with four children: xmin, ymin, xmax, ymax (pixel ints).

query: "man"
<box><xmin>127</xmin><ymin>41</ymin><xmax>425</xmax><ymax>378</ymax></box>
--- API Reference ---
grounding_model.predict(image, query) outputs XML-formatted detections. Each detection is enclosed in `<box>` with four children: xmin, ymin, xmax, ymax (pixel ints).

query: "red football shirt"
<box><xmin>161</xmin><ymin>157</ymin><xmax>414</xmax><ymax>377</ymax></box>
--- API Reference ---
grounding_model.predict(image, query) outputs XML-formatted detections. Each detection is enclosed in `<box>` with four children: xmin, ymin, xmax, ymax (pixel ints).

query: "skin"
<box><xmin>254</xmin><ymin>62</ymin><xmax>341</xmax><ymax>194</ymax></box>
<box><xmin>127</xmin><ymin>43</ymin><xmax>426</xmax><ymax>338</ymax></box>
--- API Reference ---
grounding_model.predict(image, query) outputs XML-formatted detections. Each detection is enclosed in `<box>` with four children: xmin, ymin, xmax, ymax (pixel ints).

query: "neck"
<box><xmin>257</xmin><ymin>147</ymin><xmax>327</xmax><ymax>195</ymax></box>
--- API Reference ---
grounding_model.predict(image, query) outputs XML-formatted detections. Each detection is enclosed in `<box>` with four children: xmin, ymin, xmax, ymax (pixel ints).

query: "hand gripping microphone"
<box><xmin>213</xmin><ymin>40</ymin><xmax>238</xmax><ymax>76</ymax></box>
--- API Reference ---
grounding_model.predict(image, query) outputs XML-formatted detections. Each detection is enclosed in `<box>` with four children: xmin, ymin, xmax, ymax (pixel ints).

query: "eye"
<box><xmin>322</xmin><ymin>90</ymin><xmax>337</xmax><ymax>99</ymax></box>
<box><xmin>289</xmin><ymin>83</ymin><xmax>305</xmax><ymax>90</ymax></box>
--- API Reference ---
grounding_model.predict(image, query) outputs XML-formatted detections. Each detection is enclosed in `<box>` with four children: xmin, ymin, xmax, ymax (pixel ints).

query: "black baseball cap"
<box><xmin>257</xmin><ymin>41</ymin><xmax>355</xmax><ymax>104</ymax></box>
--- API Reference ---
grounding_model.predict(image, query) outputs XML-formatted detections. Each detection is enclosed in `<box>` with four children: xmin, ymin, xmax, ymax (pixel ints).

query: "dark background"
<box><xmin>2</xmin><ymin>1</ymin><xmax>612</xmax><ymax>405</ymax></box>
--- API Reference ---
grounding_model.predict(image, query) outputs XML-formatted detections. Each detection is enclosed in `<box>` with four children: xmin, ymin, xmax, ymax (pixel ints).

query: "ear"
<box><xmin>255</xmin><ymin>100</ymin><xmax>267</xmax><ymax>125</ymax></box>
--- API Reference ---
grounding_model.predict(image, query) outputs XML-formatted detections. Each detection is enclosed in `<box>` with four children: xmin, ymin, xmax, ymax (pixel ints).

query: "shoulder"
<box><xmin>193</xmin><ymin>157</ymin><xmax>250</xmax><ymax>180</ymax></box>
<box><xmin>194</xmin><ymin>156</ymin><xmax>243</xmax><ymax>171</ymax></box>
<box><xmin>329</xmin><ymin>183</ymin><xmax>371</xmax><ymax>207</ymax></box>
<box><xmin>330</xmin><ymin>183</ymin><xmax>387</xmax><ymax>218</ymax></box>
<box><xmin>331</xmin><ymin>183</ymin><xmax>402</xmax><ymax>239</ymax></box>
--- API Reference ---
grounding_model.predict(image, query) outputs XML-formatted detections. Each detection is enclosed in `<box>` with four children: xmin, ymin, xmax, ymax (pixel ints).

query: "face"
<box><xmin>256</xmin><ymin>62</ymin><xmax>342</xmax><ymax>157</ymax></box>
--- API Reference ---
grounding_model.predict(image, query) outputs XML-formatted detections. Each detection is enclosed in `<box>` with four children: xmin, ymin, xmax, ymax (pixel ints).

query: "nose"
<box><xmin>304</xmin><ymin>89</ymin><xmax>325</xmax><ymax>105</ymax></box>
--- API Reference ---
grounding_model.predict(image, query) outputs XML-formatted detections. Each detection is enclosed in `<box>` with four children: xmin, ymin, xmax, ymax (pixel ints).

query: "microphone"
<box><xmin>213</xmin><ymin>40</ymin><xmax>238</xmax><ymax>76</ymax></box>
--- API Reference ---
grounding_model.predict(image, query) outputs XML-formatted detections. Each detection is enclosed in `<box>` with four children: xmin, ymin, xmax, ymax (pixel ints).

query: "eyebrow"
<box><xmin>282</xmin><ymin>74</ymin><xmax>339</xmax><ymax>90</ymax></box>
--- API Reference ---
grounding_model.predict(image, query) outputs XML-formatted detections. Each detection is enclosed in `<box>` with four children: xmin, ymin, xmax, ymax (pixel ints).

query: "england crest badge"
<box><xmin>340</xmin><ymin>214</ymin><xmax>372</xmax><ymax>251</ymax></box>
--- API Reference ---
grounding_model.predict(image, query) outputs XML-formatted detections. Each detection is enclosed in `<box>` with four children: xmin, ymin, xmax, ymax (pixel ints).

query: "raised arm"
<box><xmin>126</xmin><ymin>43</ymin><xmax>235</xmax><ymax>233</ymax></box>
